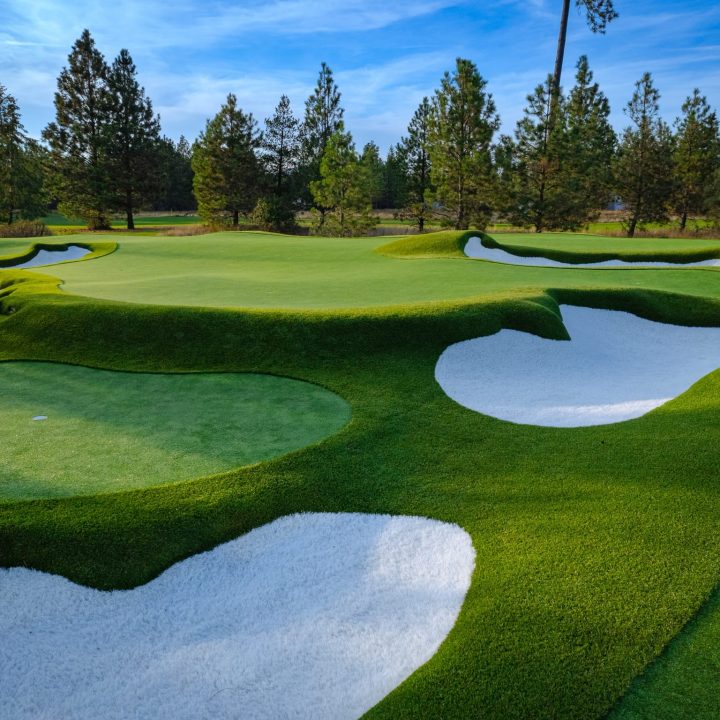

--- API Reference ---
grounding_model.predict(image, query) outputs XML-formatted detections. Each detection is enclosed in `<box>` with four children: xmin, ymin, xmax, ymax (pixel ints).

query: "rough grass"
<box><xmin>1</xmin><ymin>230</ymin><xmax>719</xmax><ymax>719</ymax></box>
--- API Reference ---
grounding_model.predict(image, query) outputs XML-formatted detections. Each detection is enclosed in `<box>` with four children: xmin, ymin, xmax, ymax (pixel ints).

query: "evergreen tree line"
<box><xmin>2</xmin><ymin>29</ymin><xmax>720</xmax><ymax>237</ymax></box>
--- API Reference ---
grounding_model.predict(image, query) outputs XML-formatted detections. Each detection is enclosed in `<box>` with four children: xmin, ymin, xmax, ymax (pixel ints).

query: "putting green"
<box><xmin>33</xmin><ymin>231</ymin><xmax>720</xmax><ymax>310</ymax></box>
<box><xmin>0</xmin><ymin>362</ymin><xmax>350</xmax><ymax>501</ymax></box>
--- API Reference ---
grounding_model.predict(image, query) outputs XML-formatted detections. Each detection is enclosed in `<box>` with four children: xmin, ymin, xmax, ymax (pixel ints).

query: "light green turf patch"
<box><xmin>26</xmin><ymin>230</ymin><xmax>720</xmax><ymax>310</ymax></box>
<box><xmin>610</xmin><ymin>585</ymin><xmax>720</xmax><ymax>720</ymax></box>
<box><xmin>0</xmin><ymin>362</ymin><xmax>350</xmax><ymax>501</ymax></box>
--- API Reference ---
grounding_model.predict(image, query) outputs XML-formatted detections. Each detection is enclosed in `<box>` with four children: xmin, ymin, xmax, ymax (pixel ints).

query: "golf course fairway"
<box><xmin>1</xmin><ymin>229</ymin><xmax>719</xmax><ymax>720</ymax></box>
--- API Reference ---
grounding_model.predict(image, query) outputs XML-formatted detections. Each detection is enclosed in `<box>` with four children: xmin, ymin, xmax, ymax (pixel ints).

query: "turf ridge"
<box><xmin>1</xmin><ymin>230</ymin><xmax>719</xmax><ymax>719</ymax></box>
<box><xmin>0</xmin><ymin>239</ymin><xmax>116</xmax><ymax>268</ymax></box>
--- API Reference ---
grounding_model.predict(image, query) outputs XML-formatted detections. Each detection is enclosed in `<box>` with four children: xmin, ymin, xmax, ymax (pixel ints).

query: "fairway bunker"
<box><xmin>435</xmin><ymin>305</ymin><xmax>720</xmax><ymax>427</ymax></box>
<box><xmin>0</xmin><ymin>362</ymin><xmax>350</xmax><ymax>500</ymax></box>
<box><xmin>1</xmin><ymin>513</ymin><xmax>474</xmax><ymax>720</ymax></box>
<box><xmin>464</xmin><ymin>236</ymin><xmax>720</xmax><ymax>268</ymax></box>
<box><xmin>2</xmin><ymin>244</ymin><xmax>92</xmax><ymax>269</ymax></box>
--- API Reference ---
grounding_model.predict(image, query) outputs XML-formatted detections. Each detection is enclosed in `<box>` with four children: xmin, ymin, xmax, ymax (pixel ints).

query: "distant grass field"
<box><xmin>1</xmin><ymin>229</ymin><xmax>719</xmax><ymax>719</ymax></box>
<box><xmin>41</xmin><ymin>211</ymin><xmax>201</xmax><ymax>228</ymax></box>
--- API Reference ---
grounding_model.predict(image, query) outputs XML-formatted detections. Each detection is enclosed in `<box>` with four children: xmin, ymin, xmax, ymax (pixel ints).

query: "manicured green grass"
<box><xmin>609</xmin><ymin>584</ymin><xmax>720</xmax><ymax>719</ymax></box>
<box><xmin>485</xmin><ymin>232</ymin><xmax>720</xmax><ymax>264</ymax></box>
<box><xmin>0</xmin><ymin>362</ymin><xmax>349</xmax><ymax>501</ymax></box>
<box><xmin>1</xmin><ymin>229</ymin><xmax>719</xmax><ymax>719</ymax></box>
<box><xmin>35</xmin><ymin>230</ymin><xmax>720</xmax><ymax>310</ymax></box>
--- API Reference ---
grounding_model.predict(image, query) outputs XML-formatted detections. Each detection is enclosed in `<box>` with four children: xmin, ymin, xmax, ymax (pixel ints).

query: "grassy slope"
<box><xmin>0</xmin><ymin>231</ymin><xmax>719</xmax><ymax>719</ymax></box>
<box><xmin>39</xmin><ymin>230</ymin><xmax>720</xmax><ymax>309</ymax></box>
<box><xmin>609</xmin><ymin>584</ymin><xmax>720</xmax><ymax>720</ymax></box>
<box><xmin>482</xmin><ymin>232</ymin><xmax>720</xmax><ymax>264</ymax></box>
<box><xmin>0</xmin><ymin>362</ymin><xmax>349</xmax><ymax>501</ymax></box>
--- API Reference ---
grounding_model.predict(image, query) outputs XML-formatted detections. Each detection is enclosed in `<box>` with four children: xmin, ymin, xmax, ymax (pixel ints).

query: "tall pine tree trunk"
<box><xmin>126</xmin><ymin>188</ymin><xmax>135</xmax><ymax>230</ymax></box>
<box><xmin>627</xmin><ymin>214</ymin><xmax>638</xmax><ymax>237</ymax></box>
<box><xmin>232</xmin><ymin>209</ymin><xmax>239</xmax><ymax>227</ymax></box>
<box><xmin>552</xmin><ymin>0</ymin><xmax>572</xmax><ymax>100</ymax></box>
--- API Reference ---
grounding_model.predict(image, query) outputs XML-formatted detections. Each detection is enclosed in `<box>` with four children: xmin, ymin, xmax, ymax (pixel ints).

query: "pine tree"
<box><xmin>299</xmin><ymin>63</ymin><xmax>344</xmax><ymax>209</ymax></box>
<box><xmin>672</xmin><ymin>90</ymin><xmax>720</xmax><ymax>230</ymax></box>
<box><xmin>360</xmin><ymin>141</ymin><xmax>384</xmax><ymax>208</ymax></box>
<box><xmin>263</xmin><ymin>95</ymin><xmax>300</xmax><ymax>195</ymax></box>
<box><xmin>497</xmin><ymin>76</ymin><xmax>567</xmax><ymax>232</ymax></box>
<box><xmin>43</xmin><ymin>29</ymin><xmax>112</xmax><ymax>230</ymax></box>
<box><xmin>427</xmin><ymin>59</ymin><xmax>499</xmax><ymax>230</ymax></box>
<box><xmin>192</xmin><ymin>94</ymin><xmax>261</xmax><ymax>227</ymax></box>
<box><xmin>381</xmin><ymin>145</ymin><xmax>408</xmax><ymax>210</ymax></box>
<box><xmin>398</xmin><ymin>97</ymin><xmax>433</xmax><ymax>230</ymax></box>
<box><xmin>309</xmin><ymin>128</ymin><xmax>375</xmax><ymax>237</ymax></box>
<box><xmin>258</xmin><ymin>95</ymin><xmax>300</xmax><ymax>230</ymax></box>
<box><xmin>614</xmin><ymin>73</ymin><xmax>674</xmax><ymax>237</ymax></box>
<box><xmin>106</xmin><ymin>49</ymin><xmax>162</xmax><ymax>229</ymax></box>
<box><xmin>0</xmin><ymin>84</ymin><xmax>46</xmax><ymax>224</ymax></box>
<box><xmin>154</xmin><ymin>136</ymin><xmax>195</xmax><ymax>211</ymax></box>
<box><xmin>302</xmin><ymin>63</ymin><xmax>344</xmax><ymax>164</ymax></box>
<box><xmin>562</xmin><ymin>56</ymin><xmax>616</xmax><ymax>226</ymax></box>
<box><xmin>552</xmin><ymin>0</ymin><xmax>617</xmax><ymax>103</ymax></box>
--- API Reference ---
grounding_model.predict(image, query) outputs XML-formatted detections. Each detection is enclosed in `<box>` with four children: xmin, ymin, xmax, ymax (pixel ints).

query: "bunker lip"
<box><xmin>464</xmin><ymin>236</ymin><xmax>720</xmax><ymax>268</ymax></box>
<box><xmin>435</xmin><ymin>304</ymin><xmax>720</xmax><ymax>427</ymax></box>
<box><xmin>1</xmin><ymin>244</ymin><xmax>92</xmax><ymax>270</ymax></box>
<box><xmin>1</xmin><ymin>512</ymin><xmax>475</xmax><ymax>720</ymax></box>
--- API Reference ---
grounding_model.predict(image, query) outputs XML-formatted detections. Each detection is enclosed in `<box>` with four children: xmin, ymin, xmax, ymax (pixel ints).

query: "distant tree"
<box><xmin>381</xmin><ymin>145</ymin><xmax>408</xmax><ymax>210</ymax></box>
<box><xmin>398</xmin><ymin>97</ymin><xmax>433</xmax><ymax>230</ymax></box>
<box><xmin>263</xmin><ymin>95</ymin><xmax>301</xmax><ymax>194</ymax></box>
<box><xmin>707</xmin><ymin>167</ymin><xmax>720</xmax><ymax>226</ymax></box>
<box><xmin>299</xmin><ymin>63</ymin><xmax>344</xmax><ymax>209</ymax></box>
<box><xmin>552</xmin><ymin>0</ymin><xmax>617</xmax><ymax>104</ymax></box>
<box><xmin>0</xmin><ymin>84</ymin><xmax>47</xmax><ymax>223</ymax></box>
<box><xmin>671</xmin><ymin>89</ymin><xmax>720</xmax><ymax>230</ymax></box>
<box><xmin>192</xmin><ymin>93</ymin><xmax>261</xmax><ymax>227</ymax></box>
<box><xmin>302</xmin><ymin>62</ymin><xmax>344</xmax><ymax>164</ymax></box>
<box><xmin>562</xmin><ymin>56</ymin><xmax>616</xmax><ymax>225</ymax></box>
<box><xmin>105</xmin><ymin>49</ymin><xmax>162</xmax><ymax>229</ymax></box>
<box><xmin>258</xmin><ymin>95</ymin><xmax>301</xmax><ymax>230</ymax></box>
<box><xmin>360</xmin><ymin>141</ymin><xmax>384</xmax><ymax>208</ymax></box>
<box><xmin>154</xmin><ymin>135</ymin><xmax>196</xmax><ymax>211</ymax></box>
<box><xmin>310</xmin><ymin>127</ymin><xmax>375</xmax><ymax>236</ymax></box>
<box><xmin>43</xmin><ymin>29</ymin><xmax>113</xmax><ymax>229</ymax></box>
<box><xmin>428</xmin><ymin>59</ymin><xmax>500</xmax><ymax>230</ymax></box>
<box><xmin>497</xmin><ymin>76</ymin><xmax>569</xmax><ymax>232</ymax></box>
<box><xmin>614</xmin><ymin>73</ymin><xmax>674</xmax><ymax>237</ymax></box>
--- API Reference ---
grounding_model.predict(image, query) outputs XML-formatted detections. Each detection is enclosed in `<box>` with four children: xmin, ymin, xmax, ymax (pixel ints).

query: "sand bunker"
<box><xmin>464</xmin><ymin>236</ymin><xmax>720</xmax><ymax>268</ymax></box>
<box><xmin>435</xmin><ymin>305</ymin><xmax>720</xmax><ymax>427</ymax></box>
<box><xmin>4</xmin><ymin>244</ymin><xmax>91</xmax><ymax>269</ymax></box>
<box><xmin>1</xmin><ymin>513</ymin><xmax>474</xmax><ymax>720</ymax></box>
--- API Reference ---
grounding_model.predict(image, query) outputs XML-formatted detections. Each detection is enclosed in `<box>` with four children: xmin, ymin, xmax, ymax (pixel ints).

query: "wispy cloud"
<box><xmin>1</xmin><ymin>0</ymin><xmax>718</xmax><ymax>152</ymax></box>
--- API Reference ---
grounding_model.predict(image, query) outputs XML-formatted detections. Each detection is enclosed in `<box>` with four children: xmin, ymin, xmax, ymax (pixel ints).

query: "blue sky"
<box><xmin>1</xmin><ymin>0</ymin><xmax>719</xmax><ymax>153</ymax></box>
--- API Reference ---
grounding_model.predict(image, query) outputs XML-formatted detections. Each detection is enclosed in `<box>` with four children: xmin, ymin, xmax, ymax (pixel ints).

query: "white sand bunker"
<box><xmin>4</xmin><ymin>244</ymin><xmax>91</xmax><ymax>269</ymax></box>
<box><xmin>435</xmin><ymin>305</ymin><xmax>720</xmax><ymax>427</ymax></box>
<box><xmin>464</xmin><ymin>236</ymin><xmax>720</xmax><ymax>268</ymax></box>
<box><xmin>1</xmin><ymin>513</ymin><xmax>475</xmax><ymax>720</ymax></box>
